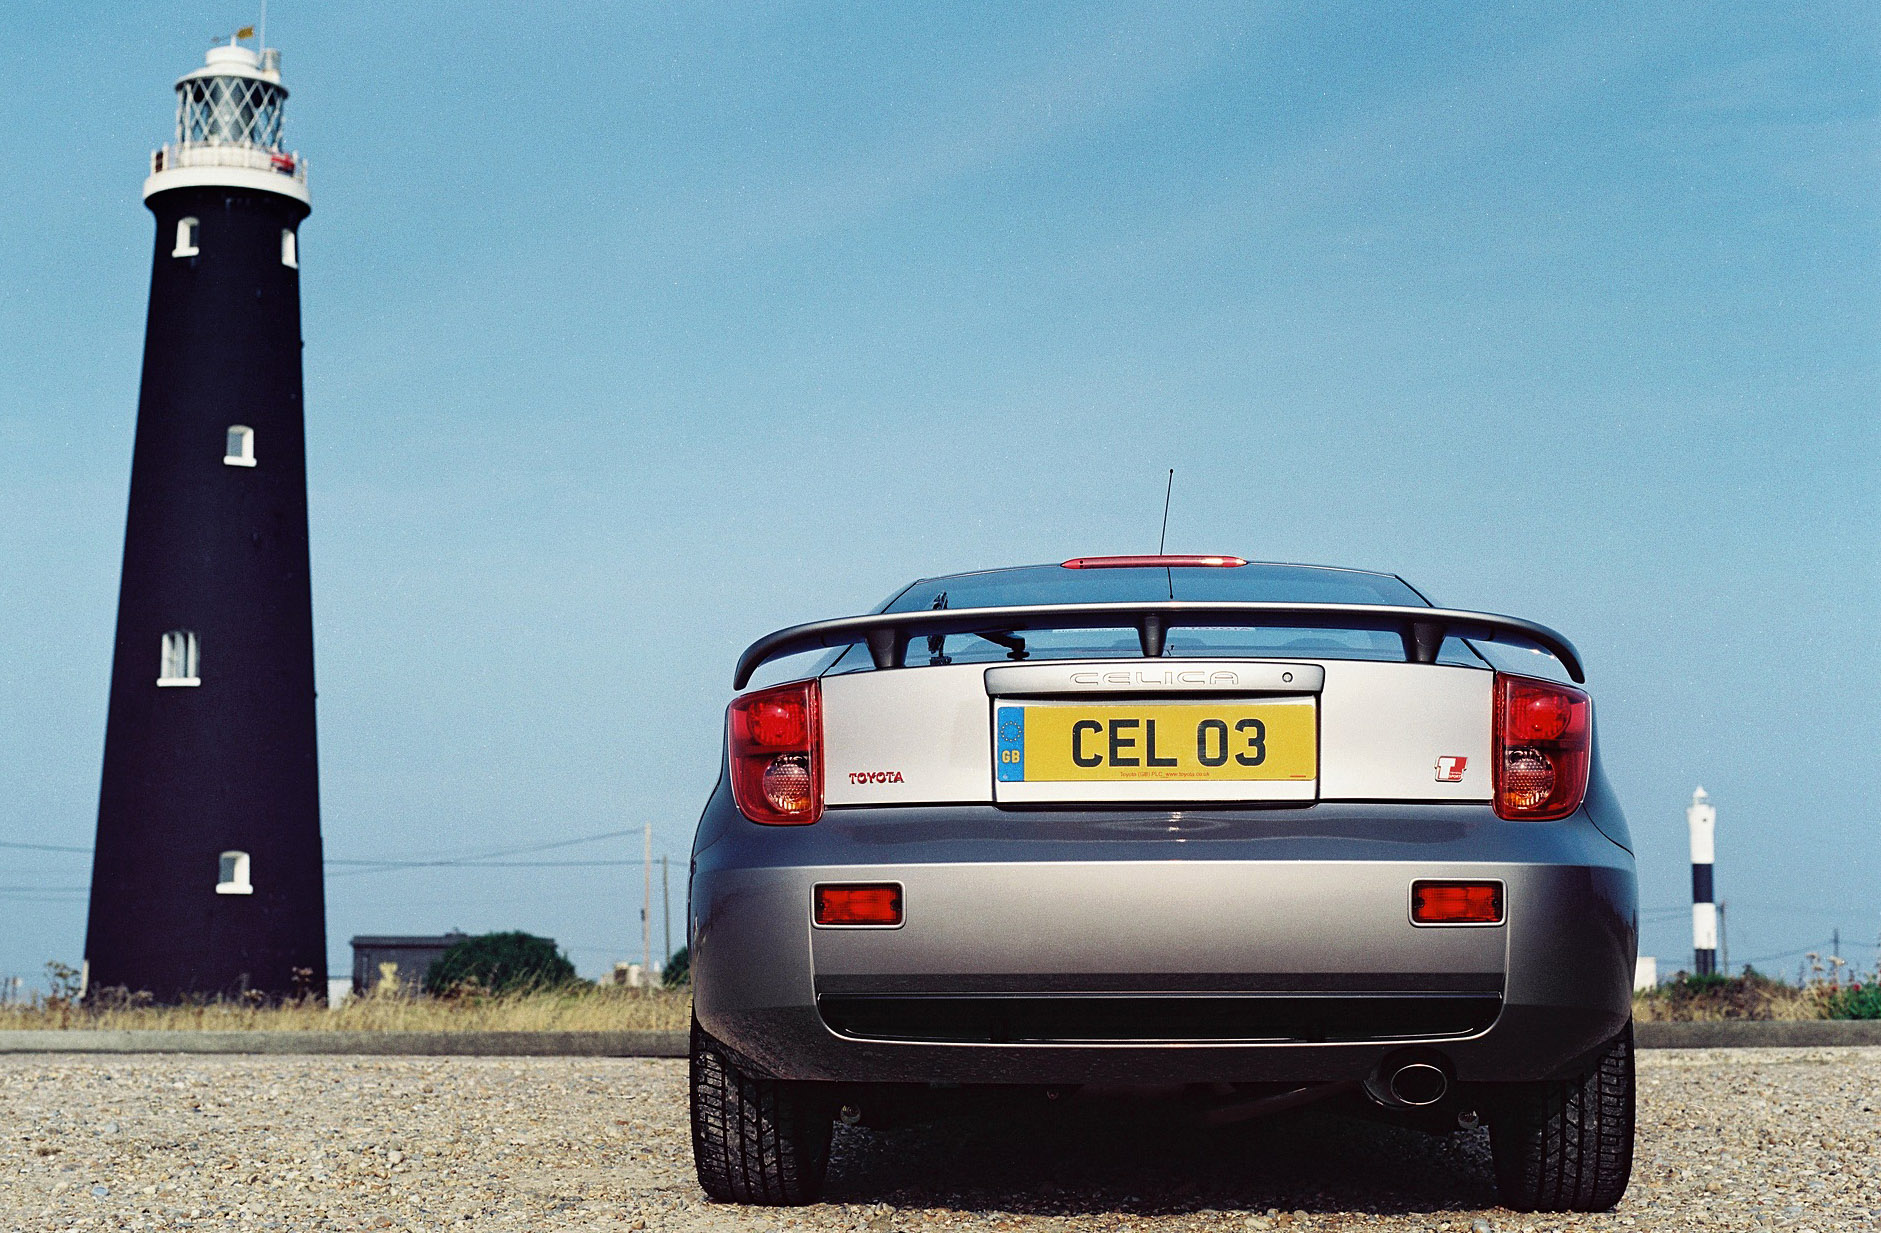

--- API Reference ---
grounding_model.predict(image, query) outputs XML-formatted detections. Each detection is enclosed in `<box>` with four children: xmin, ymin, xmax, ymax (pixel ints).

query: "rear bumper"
<box><xmin>690</xmin><ymin>791</ymin><xmax>1635</xmax><ymax>1086</ymax></box>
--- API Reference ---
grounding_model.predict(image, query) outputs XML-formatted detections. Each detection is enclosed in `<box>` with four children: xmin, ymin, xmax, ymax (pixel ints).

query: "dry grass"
<box><xmin>0</xmin><ymin>985</ymin><xmax>692</xmax><ymax>1033</ymax></box>
<box><xmin>1632</xmin><ymin>971</ymin><xmax>1846</xmax><ymax>1022</ymax></box>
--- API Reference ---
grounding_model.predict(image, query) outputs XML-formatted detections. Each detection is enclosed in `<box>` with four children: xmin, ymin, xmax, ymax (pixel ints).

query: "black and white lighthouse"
<box><xmin>1687</xmin><ymin>786</ymin><xmax>1717</xmax><ymax>977</ymax></box>
<box><xmin>85</xmin><ymin>38</ymin><xmax>325</xmax><ymax>1000</ymax></box>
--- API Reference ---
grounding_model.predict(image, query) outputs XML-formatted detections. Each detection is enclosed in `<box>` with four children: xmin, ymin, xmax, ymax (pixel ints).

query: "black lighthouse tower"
<box><xmin>86</xmin><ymin>39</ymin><xmax>325</xmax><ymax>1000</ymax></box>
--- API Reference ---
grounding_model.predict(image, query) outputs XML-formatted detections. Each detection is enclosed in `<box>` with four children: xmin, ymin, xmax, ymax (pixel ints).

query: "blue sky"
<box><xmin>1</xmin><ymin>1</ymin><xmax>1875</xmax><ymax>985</ymax></box>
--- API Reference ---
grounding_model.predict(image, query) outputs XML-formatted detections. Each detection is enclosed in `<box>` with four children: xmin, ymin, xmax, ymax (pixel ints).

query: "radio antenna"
<box><xmin>1158</xmin><ymin>469</ymin><xmax>1174</xmax><ymax>554</ymax></box>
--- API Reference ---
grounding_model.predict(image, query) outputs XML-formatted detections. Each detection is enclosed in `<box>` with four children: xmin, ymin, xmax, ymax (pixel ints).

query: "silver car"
<box><xmin>688</xmin><ymin>557</ymin><xmax>1636</xmax><ymax>1211</ymax></box>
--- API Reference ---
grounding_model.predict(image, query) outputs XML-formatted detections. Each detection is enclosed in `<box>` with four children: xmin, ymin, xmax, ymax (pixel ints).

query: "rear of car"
<box><xmin>688</xmin><ymin>559</ymin><xmax>1636</xmax><ymax>1211</ymax></box>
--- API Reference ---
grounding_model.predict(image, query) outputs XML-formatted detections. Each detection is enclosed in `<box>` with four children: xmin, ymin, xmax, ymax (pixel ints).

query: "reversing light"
<box><xmin>1493</xmin><ymin>674</ymin><xmax>1591</xmax><ymax>821</ymax></box>
<box><xmin>1412</xmin><ymin>881</ymin><xmax>1504</xmax><ymax>924</ymax></box>
<box><xmin>1060</xmin><ymin>555</ymin><xmax>1248</xmax><ymax>569</ymax></box>
<box><xmin>728</xmin><ymin>680</ymin><xmax>822</xmax><ymax>825</ymax></box>
<box><xmin>814</xmin><ymin>883</ymin><xmax>902</xmax><ymax>926</ymax></box>
<box><xmin>761</xmin><ymin>755</ymin><xmax>814</xmax><ymax>814</ymax></box>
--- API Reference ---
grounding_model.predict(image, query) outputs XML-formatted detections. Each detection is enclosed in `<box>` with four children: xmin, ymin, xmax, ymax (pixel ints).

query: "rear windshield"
<box><xmin>881</xmin><ymin>563</ymin><xmax>1426</xmax><ymax>611</ymax></box>
<box><xmin>820</xmin><ymin>562</ymin><xmax>1442</xmax><ymax>671</ymax></box>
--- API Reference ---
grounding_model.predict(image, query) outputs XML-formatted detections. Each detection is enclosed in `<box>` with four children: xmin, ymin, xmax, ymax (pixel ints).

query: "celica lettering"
<box><xmin>1059</xmin><ymin>669</ymin><xmax>1243</xmax><ymax>688</ymax></box>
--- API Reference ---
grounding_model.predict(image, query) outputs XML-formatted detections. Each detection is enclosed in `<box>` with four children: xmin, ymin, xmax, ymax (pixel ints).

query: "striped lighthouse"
<box><xmin>84</xmin><ymin>36</ymin><xmax>325</xmax><ymax>1001</ymax></box>
<box><xmin>1688</xmin><ymin>787</ymin><xmax>1717</xmax><ymax>976</ymax></box>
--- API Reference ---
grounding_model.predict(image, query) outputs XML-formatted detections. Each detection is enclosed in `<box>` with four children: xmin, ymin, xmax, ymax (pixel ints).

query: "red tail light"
<box><xmin>1493</xmin><ymin>674</ymin><xmax>1590</xmax><ymax>820</ymax></box>
<box><xmin>728</xmin><ymin>680</ymin><xmax>822</xmax><ymax>825</ymax></box>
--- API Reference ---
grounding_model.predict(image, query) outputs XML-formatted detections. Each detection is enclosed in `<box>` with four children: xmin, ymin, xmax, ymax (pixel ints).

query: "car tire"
<box><xmin>689</xmin><ymin>1019</ymin><xmax>834</xmax><ymax>1205</ymax></box>
<box><xmin>1489</xmin><ymin>1021</ymin><xmax>1635</xmax><ymax>1212</ymax></box>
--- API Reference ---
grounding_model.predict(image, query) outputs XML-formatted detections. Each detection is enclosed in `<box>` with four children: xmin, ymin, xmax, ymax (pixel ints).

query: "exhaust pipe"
<box><xmin>1363</xmin><ymin>1052</ymin><xmax>1452</xmax><ymax>1109</ymax></box>
<box><xmin>1385</xmin><ymin>1061</ymin><xmax>1449</xmax><ymax>1107</ymax></box>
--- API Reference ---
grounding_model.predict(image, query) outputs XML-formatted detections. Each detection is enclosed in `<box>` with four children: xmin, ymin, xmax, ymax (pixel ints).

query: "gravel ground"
<box><xmin>0</xmin><ymin>1047</ymin><xmax>1875</xmax><ymax>1232</ymax></box>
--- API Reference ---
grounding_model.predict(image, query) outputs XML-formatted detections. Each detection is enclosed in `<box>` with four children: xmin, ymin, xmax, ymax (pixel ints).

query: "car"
<box><xmin>686</xmin><ymin>556</ymin><xmax>1636</xmax><ymax>1211</ymax></box>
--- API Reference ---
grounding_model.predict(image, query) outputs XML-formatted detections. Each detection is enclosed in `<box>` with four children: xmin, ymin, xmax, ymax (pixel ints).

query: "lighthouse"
<box><xmin>85</xmin><ymin>38</ymin><xmax>325</xmax><ymax>1000</ymax></box>
<box><xmin>1687</xmin><ymin>787</ymin><xmax>1717</xmax><ymax>977</ymax></box>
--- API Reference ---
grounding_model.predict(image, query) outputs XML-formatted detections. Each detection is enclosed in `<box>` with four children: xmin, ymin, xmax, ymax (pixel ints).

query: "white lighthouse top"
<box><xmin>1687</xmin><ymin>786</ymin><xmax>1716</xmax><ymax>864</ymax></box>
<box><xmin>179</xmin><ymin>43</ymin><xmax>283</xmax><ymax>87</ymax></box>
<box><xmin>143</xmin><ymin>40</ymin><xmax>309</xmax><ymax>207</ymax></box>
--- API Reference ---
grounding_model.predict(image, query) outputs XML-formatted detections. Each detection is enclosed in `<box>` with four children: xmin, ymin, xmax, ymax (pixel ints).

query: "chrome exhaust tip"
<box><xmin>1363</xmin><ymin>1051</ymin><xmax>1454</xmax><ymax>1109</ymax></box>
<box><xmin>1385</xmin><ymin>1061</ymin><xmax>1449</xmax><ymax>1107</ymax></box>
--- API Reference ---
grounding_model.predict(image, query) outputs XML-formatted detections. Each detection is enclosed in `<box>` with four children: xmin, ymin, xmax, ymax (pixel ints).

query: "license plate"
<box><xmin>993</xmin><ymin>699</ymin><xmax>1318</xmax><ymax>803</ymax></box>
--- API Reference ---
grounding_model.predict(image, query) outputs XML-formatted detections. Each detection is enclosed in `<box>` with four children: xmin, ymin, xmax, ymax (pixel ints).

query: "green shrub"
<box><xmin>1826</xmin><ymin>984</ymin><xmax>1881</xmax><ymax>1020</ymax></box>
<box><xmin>424</xmin><ymin>931</ymin><xmax>577</xmax><ymax>996</ymax></box>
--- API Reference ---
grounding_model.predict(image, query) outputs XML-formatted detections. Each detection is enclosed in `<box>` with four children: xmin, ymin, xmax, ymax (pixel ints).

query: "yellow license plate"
<box><xmin>995</xmin><ymin>700</ymin><xmax>1317</xmax><ymax>783</ymax></box>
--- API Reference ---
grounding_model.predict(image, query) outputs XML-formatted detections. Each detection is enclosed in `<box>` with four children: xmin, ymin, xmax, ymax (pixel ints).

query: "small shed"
<box><xmin>349</xmin><ymin>932</ymin><xmax>470</xmax><ymax>996</ymax></box>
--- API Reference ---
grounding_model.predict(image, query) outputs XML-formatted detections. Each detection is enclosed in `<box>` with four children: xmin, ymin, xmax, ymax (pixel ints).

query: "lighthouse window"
<box><xmin>224</xmin><ymin>425</ymin><xmax>256</xmax><ymax>467</ymax></box>
<box><xmin>157</xmin><ymin>629</ymin><xmax>200</xmax><ymax>687</ymax></box>
<box><xmin>173</xmin><ymin>217</ymin><xmax>200</xmax><ymax>258</ymax></box>
<box><xmin>281</xmin><ymin>229</ymin><xmax>297</xmax><ymax>268</ymax></box>
<box><xmin>216</xmin><ymin>851</ymin><xmax>253</xmax><ymax>896</ymax></box>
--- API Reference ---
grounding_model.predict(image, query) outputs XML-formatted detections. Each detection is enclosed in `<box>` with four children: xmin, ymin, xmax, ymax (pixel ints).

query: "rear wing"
<box><xmin>733</xmin><ymin>601</ymin><xmax>1583</xmax><ymax>689</ymax></box>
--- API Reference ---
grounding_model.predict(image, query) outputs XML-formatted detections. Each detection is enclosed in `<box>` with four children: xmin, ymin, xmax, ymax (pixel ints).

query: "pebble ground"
<box><xmin>0</xmin><ymin>1047</ymin><xmax>1874</xmax><ymax>1232</ymax></box>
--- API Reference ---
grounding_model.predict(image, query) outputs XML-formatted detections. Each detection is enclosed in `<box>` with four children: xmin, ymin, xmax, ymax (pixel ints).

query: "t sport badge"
<box><xmin>1435</xmin><ymin>756</ymin><xmax>1468</xmax><ymax>783</ymax></box>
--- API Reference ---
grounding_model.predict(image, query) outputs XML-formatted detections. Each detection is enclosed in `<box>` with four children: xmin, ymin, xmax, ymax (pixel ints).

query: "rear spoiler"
<box><xmin>733</xmin><ymin>601</ymin><xmax>1583</xmax><ymax>689</ymax></box>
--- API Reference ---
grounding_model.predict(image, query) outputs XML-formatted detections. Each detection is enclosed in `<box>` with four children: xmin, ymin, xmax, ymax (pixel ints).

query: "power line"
<box><xmin>3</xmin><ymin>829</ymin><xmax>682</xmax><ymax>882</ymax></box>
<box><xmin>1731</xmin><ymin>938</ymin><xmax>1836</xmax><ymax>968</ymax></box>
<box><xmin>323</xmin><ymin>827</ymin><xmax>656</xmax><ymax>877</ymax></box>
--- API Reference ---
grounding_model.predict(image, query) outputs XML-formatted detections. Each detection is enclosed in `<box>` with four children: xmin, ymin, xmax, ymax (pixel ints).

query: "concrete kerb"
<box><xmin>1634</xmin><ymin>1020</ymin><xmax>1881</xmax><ymax>1049</ymax></box>
<box><xmin>0</xmin><ymin>1030</ymin><xmax>688</xmax><ymax>1056</ymax></box>
<box><xmin>0</xmin><ymin>1021</ymin><xmax>1876</xmax><ymax>1055</ymax></box>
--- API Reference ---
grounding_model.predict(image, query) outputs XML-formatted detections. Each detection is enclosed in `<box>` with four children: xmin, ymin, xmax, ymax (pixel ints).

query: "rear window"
<box><xmin>881</xmin><ymin>563</ymin><xmax>1427</xmax><ymax>611</ymax></box>
<box><xmin>822</xmin><ymin>562</ymin><xmax>1440</xmax><ymax>672</ymax></box>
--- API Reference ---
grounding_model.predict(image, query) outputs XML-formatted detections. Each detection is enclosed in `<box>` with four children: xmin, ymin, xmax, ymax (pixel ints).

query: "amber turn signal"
<box><xmin>1411</xmin><ymin>880</ymin><xmax>1504</xmax><ymax>925</ymax></box>
<box><xmin>814</xmin><ymin>883</ymin><xmax>903</xmax><ymax>926</ymax></box>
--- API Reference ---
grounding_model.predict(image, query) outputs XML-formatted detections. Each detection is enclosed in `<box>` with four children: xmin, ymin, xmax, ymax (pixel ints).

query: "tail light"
<box><xmin>1493</xmin><ymin>673</ymin><xmax>1591</xmax><ymax>820</ymax></box>
<box><xmin>728</xmin><ymin>680</ymin><xmax>822</xmax><ymax>825</ymax></box>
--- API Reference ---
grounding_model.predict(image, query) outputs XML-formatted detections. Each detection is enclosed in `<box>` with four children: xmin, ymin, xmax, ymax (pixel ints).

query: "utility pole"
<box><xmin>661</xmin><ymin>855</ymin><xmax>671</xmax><ymax>975</ymax></box>
<box><xmin>1718</xmin><ymin>901</ymin><xmax>1728</xmax><ymax>976</ymax></box>
<box><xmin>642</xmin><ymin>825</ymin><xmax>653</xmax><ymax>981</ymax></box>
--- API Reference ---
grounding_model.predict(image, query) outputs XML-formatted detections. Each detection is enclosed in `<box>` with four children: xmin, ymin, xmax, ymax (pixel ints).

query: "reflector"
<box><xmin>1412</xmin><ymin>881</ymin><xmax>1504</xmax><ymax>924</ymax></box>
<box><xmin>815</xmin><ymin>883</ymin><xmax>903</xmax><ymax>926</ymax></box>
